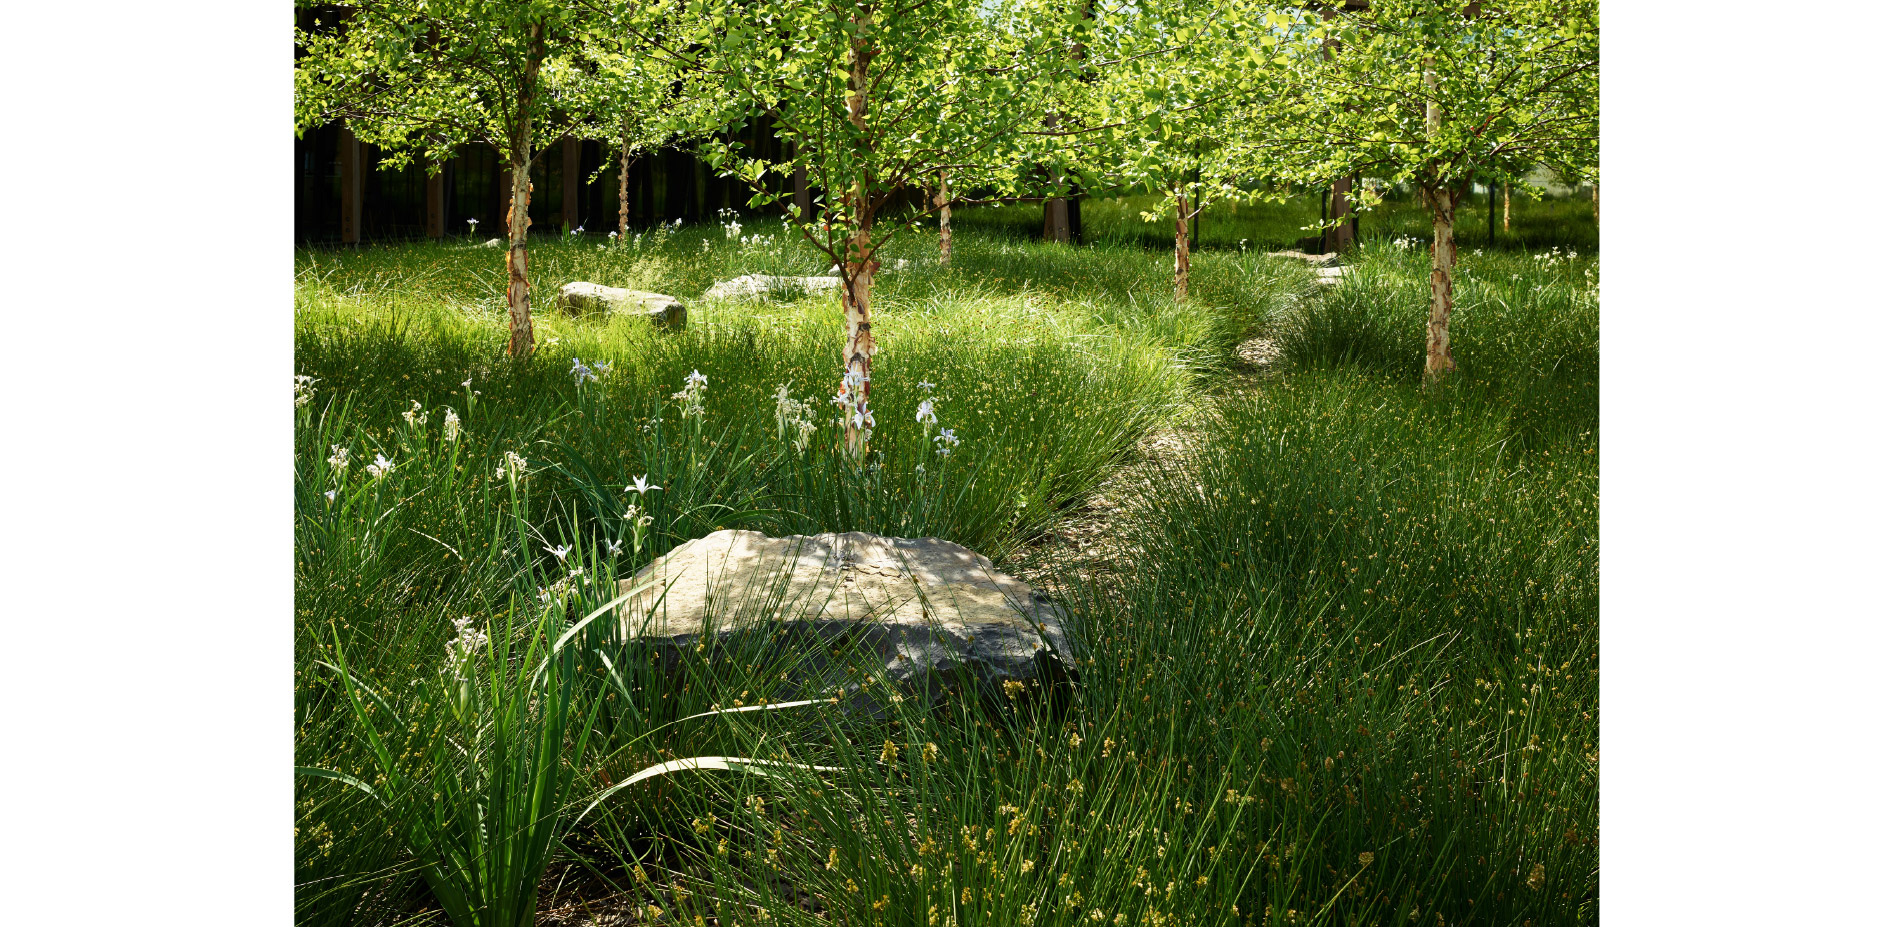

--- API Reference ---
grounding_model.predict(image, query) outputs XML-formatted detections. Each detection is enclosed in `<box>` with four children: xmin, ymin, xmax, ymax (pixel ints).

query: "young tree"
<box><xmin>567</xmin><ymin>12</ymin><xmax>733</xmax><ymax>244</ymax></box>
<box><xmin>296</xmin><ymin>0</ymin><xmax>600</xmax><ymax>357</ymax></box>
<box><xmin>1104</xmin><ymin>0</ymin><xmax>1307</xmax><ymax>301</ymax></box>
<box><xmin>679</xmin><ymin>0</ymin><xmax>1106</xmax><ymax>455</ymax></box>
<box><xmin>1274</xmin><ymin>0</ymin><xmax>1598</xmax><ymax>384</ymax></box>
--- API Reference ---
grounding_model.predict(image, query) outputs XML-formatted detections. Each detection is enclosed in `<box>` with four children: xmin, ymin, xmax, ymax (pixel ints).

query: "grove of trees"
<box><xmin>297</xmin><ymin>0</ymin><xmax>1597</xmax><ymax>401</ymax></box>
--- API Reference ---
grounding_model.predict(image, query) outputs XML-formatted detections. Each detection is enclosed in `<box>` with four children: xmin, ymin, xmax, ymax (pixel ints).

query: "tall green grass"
<box><xmin>294</xmin><ymin>208</ymin><xmax>1595</xmax><ymax>925</ymax></box>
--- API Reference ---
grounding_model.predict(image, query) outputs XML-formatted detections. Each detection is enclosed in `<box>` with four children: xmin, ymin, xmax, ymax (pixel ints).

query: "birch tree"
<box><xmin>679</xmin><ymin>0</ymin><xmax>1108</xmax><ymax>456</ymax></box>
<box><xmin>567</xmin><ymin>13</ymin><xmax>732</xmax><ymax>244</ymax></box>
<box><xmin>296</xmin><ymin>0</ymin><xmax>601</xmax><ymax>357</ymax></box>
<box><xmin>1270</xmin><ymin>0</ymin><xmax>1598</xmax><ymax>385</ymax></box>
<box><xmin>1105</xmin><ymin>0</ymin><xmax>1308</xmax><ymax>301</ymax></box>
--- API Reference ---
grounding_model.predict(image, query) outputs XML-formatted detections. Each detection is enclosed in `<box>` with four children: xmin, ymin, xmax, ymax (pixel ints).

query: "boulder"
<box><xmin>614</xmin><ymin>530</ymin><xmax>1075</xmax><ymax>708</ymax></box>
<box><xmin>701</xmin><ymin>261</ymin><xmax>911</xmax><ymax>303</ymax></box>
<box><xmin>559</xmin><ymin>281</ymin><xmax>686</xmax><ymax>327</ymax></box>
<box><xmin>701</xmin><ymin>274</ymin><xmax>840</xmax><ymax>303</ymax></box>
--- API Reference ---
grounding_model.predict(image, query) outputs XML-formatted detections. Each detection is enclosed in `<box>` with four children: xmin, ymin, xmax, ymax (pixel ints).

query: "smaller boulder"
<box><xmin>702</xmin><ymin>274</ymin><xmax>840</xmax><ymax>303</ymax></box>
<box><xmin>559</xmin><ymin>282</ymin><xmax>686</xmax><ymax>328</ymax></box>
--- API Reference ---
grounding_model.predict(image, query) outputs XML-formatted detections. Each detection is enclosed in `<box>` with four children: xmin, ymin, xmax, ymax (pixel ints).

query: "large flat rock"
<box><xmin>615</xmin><ymin>530</ymin><xmax>1075</xmax><ymax>704</ymax></box>
<box><xmin>559</xmin><ymin>281</ymin><xmax>685</xmax><ymax>327</ymax></box>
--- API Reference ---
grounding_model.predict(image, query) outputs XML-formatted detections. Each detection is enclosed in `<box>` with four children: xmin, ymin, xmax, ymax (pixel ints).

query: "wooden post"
<box><xmin>562</xmin><ymin>137</ymin><xmax>579</xmax><ymax>232</ymax></box>
<box><xmin>426</xmin><ymin>161</ymin><xmax>445</xmax><ymax>239</ymax></box>
<box><xmin>339</xmin><ymin>123</ymin><xmax>363</xmax><ymax>245</ymax></box>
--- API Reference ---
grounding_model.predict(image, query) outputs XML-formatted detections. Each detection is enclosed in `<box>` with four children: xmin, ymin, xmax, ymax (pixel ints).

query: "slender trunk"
<box><xmin>839</xmin><ymin>27</ymin><xmax>878</xmax><ymax>457</ymax></box>
<box><xmin>1424</xmin><ymin>185</ymin><xmax>1456</xmax><ymax>383</ymax></box>
<box><xmin>1487</xmin><ymin>182</ymin><xmax>1496</xmax><ymax>246</ymax></box>
<box><xmin>1327</xmin><ymin>176</ymin><xmax>1354</xmax><ymax>253</ymax></box>
<box><xmin>1422</xmin><ymin>54</ymin><xmax>1453</xmax><ymax>385</ymax></box>
<box><xmin>936</xmin><ymin>171</ymin><xmax>952</xmax><ymax>266</ymax></box>
<box><xmin>1590</xmin><ymin>182</ymin><xmax>1598</xmax><ymax>222</ymax></box>
<box><xmin>1173</xmin><ymin>189</ymin><xmax>1191</xmax><ymax>303</ymax></box>
<box><xmin>1502</xmin><ymin>181</ymin><xmax>1512</xmax><ymax>232</ymax></box>
<box><xmin>793</xmin><ymin>159</ymin><xmax>811</xmax><ymax>222</ymax></box>
<box><xmin>617</xmin><ymin>136</ymin><xmax>631</xmax><ymax>244</ymax></box>
<box><xmin>1042</xmin><ymin>115</ymin><xmax>1070</xmax><ymax>243</ymax></box>
<box><xmin>506</xmin><ymin>156</ymin><xmax>535</xmax><ymax>357</ymax></box>
<box><xmin>504</xmin><ymin>23</ymin><xmax>542</xmax><ymax>358</ymax></box>
<box><xmin>426</xmin><ymin>161</ymin><xmax>444</xmax><ymax>239</ymax></box>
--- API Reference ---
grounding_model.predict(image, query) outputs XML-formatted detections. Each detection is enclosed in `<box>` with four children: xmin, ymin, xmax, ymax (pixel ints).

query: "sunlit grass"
<box><xmin>294</xmin><ymin>205</ymin><xmax>1595</xmax><ymax>926</ymax></box>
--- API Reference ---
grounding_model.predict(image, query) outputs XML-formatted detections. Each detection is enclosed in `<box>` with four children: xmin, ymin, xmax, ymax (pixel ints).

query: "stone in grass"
<box><xmin>613</xmin><ymin>530</ymin><xmax>1076</xmax><ymax>713</ymax></box>
<box><xmin>558</xmin><ymin>281</ymin><xmax>686</xmax><ymax>328</ymax></box>
<box><xmin>701</xmin><ymin>260</ymin><xmax>913</xmax><ymax>303</ymax></box>
<box><xmin>700</xmin><ymin>274</ymin><xmax>839</xmax><ymax>303</ymax></box>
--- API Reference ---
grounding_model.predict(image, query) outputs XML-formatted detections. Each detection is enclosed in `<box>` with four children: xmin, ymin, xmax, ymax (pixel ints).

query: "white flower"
<box><xmin>402</xmin><ymin>400</ymin><xmax>427</xmax><ymax>428</ymax></box>
<box><xmin>853</xmin><ymin>407</ymin><xmax>876</xmax><ymax>430</ymax></box>
<box><xmin>546</xmin><ymin>544</ymin><xmax>571</xmax><ymax>561</ymax></box>
<box><xmin>442</xmin><ymin>408</ymin><xmax>461</xmax><ymax>443</ymax></box>
<box><xmin>915</xmin><ymin>399</ymin><xmax>936</xmax><ymax>424</ymax></box>
<box><xmin>625</xmin><ymin>475</ymin><xmax>659</xmax><ymax>495</ymax></box>
<box><xmin>794</xmin><ymin>418</ymin><xmax>817</xmax><ymax>453</ymax></box>
<box><xmin>324</xmin><ymin>489</ymin><xmax>337</xmax><ymax>502</ymax></box>
<box><xmin>445</xmin><ymin>616</ymin><xmax>488</xmax><ymax>663</ymax></box>
<box><xmin>366</xmin><ymin>453</ymin><xmax>394</xmax><ymax>480</ymax></box>
<box><xmin>294</xmin><ymin>375</ymin><xmax>317</xmax><ymax>408</ymax></box>
<box><xmin>608</xmin><ymin>231</ymin><xmax>618</xmax><ymax>240</ymax></box>
<box><xmin>466</xmin><ymin>218</ymin><xmax>479</xmax><ymax>231</ymax></box>
<box><xmin>685</xmin><ymin>369</ymin><xmax>708</xmax><ymax>388</ymax></box>
<box><xmin>934</xmin><ymin>427</ymin><xmax>960</xmax><ymax>456</ymax></box>
<box><xmin>495</xmin><ymin>450</ymin><xmax>528</xmax><ymax>481</ymax></box>
<box><xmin>327</xmin><ymin>444</ymin><xmax>351</xmax><ymax>470</ymax></box>
<box><xmin>570</xmin><ymin>357</ymin><xmax>600</xmax><ymax>386</ymax></box>
<box><xmin>607</xmin><ymin>539</ymin><xmax>623</xmax><ymax>555</ymax></box>
<box><xmin>917</xmin><ymin>380</ymin><xmax>935</xmax><ymax>391</ymax></box>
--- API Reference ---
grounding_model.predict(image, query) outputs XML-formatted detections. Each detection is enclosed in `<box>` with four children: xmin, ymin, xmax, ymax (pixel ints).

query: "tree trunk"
<box><xmin>1422</xmin><ymin>54</ymin><xmax>1453</xmax><ymax>385</ymax></box>
<box><xmin>937</xmin><ymin>171</ymin><xmax>952</xmax><ymax>266</ymax></box>
<box><xmin>426</xmin><ymin>161</ymin><xmax>445</xmax><ymax>239</ymax></box>
<box><xmin>1173</xmin><ymin>189</ymin><xmax>1191</xmax><ymax>303</ymax></box>
<box><xmin>562</xmin><ymin>136</ymin><xmax>580</xmax><ymax>232</ymax></box>
<box><xmin>1424</xmin><ymin>185</ymin><xmax>1456</xmax><ymax>384</ymax></box>
<box><xmin>1487</xmin><ymin>182</ymin><xmax>1496</xmax><ymax>246</ymax></box>
<box><xmin>1591</xmin><ymin>182</ymin><xmax>1598</xmax><ymax>222</ymax></box>
<box><xmin>506</xmin><ymin>157</ymin><xmax>535</xmax><ymax>357</ymax></box>
<box><xmin>839</xmin><ymin>27</ymin><xmax>878</xmax><ymax>457</ymax></box>
<box><xmin>339</xmin><ymin>123</ymin><xmax>362</xmax><ymax>245</ymax></box>
<box><xmin>793</xmin><ymin>159</ymin><xmax>811</xmax><ymax>223</ymax></box>
<box><xmin>1502</xmin><ymin>181</ymin><xmax>1511</xmax><ymax>232</ymax></box>
<box><xmin>1327</xmin><ymin>176</ymin><xmax>1354</xmax><ymax>253</ymax></box>
<box><xmin>617</xmin><ymin>137</ymin><xmax>631</xmax><ymax>244</ymax></box>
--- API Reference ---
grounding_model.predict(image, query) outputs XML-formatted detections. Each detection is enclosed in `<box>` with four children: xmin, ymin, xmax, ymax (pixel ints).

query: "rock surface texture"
<box><xmin>701</xmin><ymin>261</ymin><xmax>911</xmax><ymax>303</ymax></box>
<box><xmin>615</xmin><ymin>530</ymin><xmax>1075</xmax><ymax>704</ymax></box>
<box><xmin>558</xmin><ymin>281</ymin><xmax>686</xmax><ymax>327</ymax></box>
<box><xmin>700</xmin><ymin>274</ymin><xmax>840</xmax><ymax>303</ymax></box>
